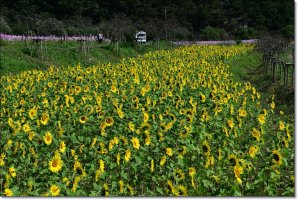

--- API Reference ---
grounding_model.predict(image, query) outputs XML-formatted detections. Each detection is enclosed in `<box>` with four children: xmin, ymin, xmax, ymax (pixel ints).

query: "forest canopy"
<box><xmin>0</xmin><ymin>0</ymin><xmax>294</xmax><ymax>40</ymax></box>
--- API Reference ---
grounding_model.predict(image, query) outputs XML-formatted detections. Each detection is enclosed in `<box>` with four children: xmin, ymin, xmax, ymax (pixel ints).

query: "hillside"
<box><xmin>0</xmin><ymin>40</ymin><xmax>173</xmax><ymax>75</ymax></box>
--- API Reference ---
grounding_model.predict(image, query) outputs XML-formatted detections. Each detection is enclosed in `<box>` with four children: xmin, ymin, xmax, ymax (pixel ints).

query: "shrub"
<box><xmin>199</xmin><ymin>26</ymin><xmax>228</xmax><ymax>41</ymax></box>
<box><xmin>0</xmin><ymin>17</ymin><xmax>12</xmax><ymax>34</ymax></box>
<box><xmin>233</xmin><ymin>26</ymin><xmax>256</xmax><ymax>40</ymax></box>
<box><xmin>281</xmin><ymin>25</ymin><xmax>294</xmax><ymax>39</ymax></box>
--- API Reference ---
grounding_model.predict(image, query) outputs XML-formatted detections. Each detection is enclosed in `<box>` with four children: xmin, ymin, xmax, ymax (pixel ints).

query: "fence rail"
<box><xmin>262</xmin><ymin>45</ymin><xmax>295</xmax><ymax>89</ymax></box>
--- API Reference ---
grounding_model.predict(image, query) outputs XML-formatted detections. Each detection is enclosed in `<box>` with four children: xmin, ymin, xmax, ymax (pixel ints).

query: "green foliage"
<box><xmin>281</xmin><ymin>25</ymin><xmax>294</xmax><ymax>39</ymax></box>
<box><xmin>0</xmin><ymin>17</ymin><xmax>12</xmax><ymax>34</ymax></box>
<box><xmin>0</xmin><ymin>39</ymin><xmax>8</xmax><ymax>46</ymax></box>
<box><xmin>0</xmin><ymin>0</ymin><xmax>294</xmax><ymax>38</ymax></box>
<box><xmin>0</xmin><ymin>40</ymin><xmax>173</xmax><ymax>76</ymax></box>
<box><xmin>233</xmin><ymin>26</ymin><xmax>256</xmax><ymax>40</ymax></box>
<box><xmin>228</xmin><ymin>51</ymin><xmax>294</xmax><ymax>123</ymax></box>
<box><xmin>199</xmin><ymin>26</ymin><xmax>228</xmax><ymax>41</ymax></box>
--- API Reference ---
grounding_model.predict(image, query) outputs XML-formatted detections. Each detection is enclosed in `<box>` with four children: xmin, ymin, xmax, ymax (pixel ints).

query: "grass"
<box><xmin>228</xmin><ymin>49</ymin><xmax>294</xmax><ymax>123</ymax></box>
<box><xmin>278</xmin><ymin>47</ymin><xmax>294</xmax><ymax>63</ymax></box>
<box><xmin>0</xmin><ymin>40</ymin><xmax>174</xmax><ymax>76</ymax></box>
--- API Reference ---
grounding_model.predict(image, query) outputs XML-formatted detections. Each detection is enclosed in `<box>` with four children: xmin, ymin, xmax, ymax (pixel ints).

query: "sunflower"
<box><xmin>227</xmin><ymin>119</ymin><xmax>234</xmax><ymax>129</ymax></box>
<box><xmin>202</xmin><ymin>141</ymin><xmax>211</xmax><ymax>157</ymax></box>
<box><xmin>49</xmin><ymin>153</ymin><xmax>63</xmax><ymax>173</ymax></box>
<box><xmin>179</xmin><ymin>109</ymin><xmax>186</xmax><ymax>115</ymax></box>
<box><xmin>44</xmin><ymin>132</ymin><xmax>53</xmax><ymax>145</ymax></box>
<box><xmin>23</xmin><ymin>123</ymin><xmax>31</xmax><ymax>133</ymax></box>
<box><xmin>251</xmin><ymin>128</ymin><xmax>261</xmax><ymax>141</ymax></box>
<box><xmin>99</xmin><ymin>159</ymin><xmax>105</xmax><ymax>172</ymax></box>
<box><xmin>59</xmin><ymin>141</ymin><xmax>66</xmax><ymax>153</ymax></box>
<box><xmin>71</xmin><ymin>176</ymin><xmax>81</xmax><ymax>193</ymax></box>
<box><xmin>79</xmin><ymin>115</ymin><xmax>88</xmax><ymax>124</ymax></box>
<box><xmin>63</xmin><ymin>177</ymin><xmax>70</xmax><ymax>187</ymax></box>
<box><xmin>20</xmin><ymin>99</ymin><xmax>26</xmax><ymax>105</ymax></box>
<box><xmin>228</xmin><ymin>154</ymin><xmax>238</xmax><ymax>166</ymax></box>
<box><xmin>109</xmin><ymin>140</ymin><xmax>115</xmax><ymax>151</ymax></box>
<box><xmin>188</xmin><ymin>167</ymin><xmax>196</xmax><ymax>177</ymax></box>
<box><xmin>0</xmin><ymin>153</ymin><xmax>5</xmax><ymax>166</ymax></box>
<box><xmin>212</xmin><ymin>175</ymin><xmax>220</xmax><ymax>183</ymax></box>
<box><xmin>28</xmin><ymin>131</ymin><xmax>35</xmax><ymax>141</ymax></box>
<box><xmin>177</xmin><ymin>185</ymin><xmax>188</xmax><ymax>196</ymax></box>
<box><xmin>272</xmin><ymin>149</ymin><xmax>282</xmax><ymax>166</ymax></box>
<box><xmin>270</xmin><ymin>101</ymin><xmax>275</xmax><ymax>109</ymax></box>
<box><xmin>8</xmin><ymin>118</ymin><xmax>14</xmax><ymax>128</ymax></box>
<box><xmin>238</xmin><ymin>108</ymin><xmax>247</xmax><ymax>117</ymax></box>
<box><xmin>166</xmin><ymin>180</ymin><xmax>179</xmax><ymax>196</ymax></box>
<box><xmin>166</xmin><ymin>148</ymin><xmax>173</xmax><ymax>156</ymax></box>
<box><xmin>248</xmin><ymin>145</ymin><xmax>259</xmax><ymax>158</ymax></box>
<box><xmin>145</xmin><ymin>134</ymin><xmax>151</xmax><ymax>146</ymax></box>
<box><xmin>166</xmin><ymin>180</ymin><xmax>174</xmax><ymax>192</ymax></box>
<box><xmin>28</xmin><ymin>108</ymin><xmax>37</xmax><ymax>119</ymax></box>
<box><xmin>111</xmin><ymin>85</ymin><xmax>117</xmax><ymax>93</ymax></box>
<box><xmin>128</xmin><ymin>122</ymin><xmax>135</xmax><ymax>132</ymax></box>
<box><xmin>217</xmin><ymin>148</ymin><xmax>222</xmax><ymax>160</ymax></box>
<box><xmin>143</xmin><ymin>112</ymin><xmax>149</xmax><ymax>124</ymax></box>
<box><xmin>9</xmin><ymin>166</ymin><xmax>16</xmax><ymax>178</ymax></box>
<box><xmin>4</xmin><ymin>188</ymin><xmax>13</xmax><ymax>196</ymax></box>
<box><xmin>150</xmin><ymin>159</ymin><xmax>154</xmax><ymax>172</ymax></box>
<box><xmin>178</xmin><ymin>146</ymin><xmax>187</xmax><ymax>158</ymax></box>
<box><xmin>119</xmin><ymin>180</ymin><xmax>124</xmax><ymax>193</ymax></box>
<box><xmin>258</xmin><ymin>114</ymin><xmax>266</xmax><ymax>125</ymax></box>
<box><xmin>105</xmin><ymin>117</ymin><xmax>114</xmax><ymax>127</ymax></box>
<box><xmin>131</xmin><ymin>137</ymin><xmax>140</xmax><ymax>150</ymax></box>
<box><xmin>75</xmin><ymin>86</ymin><xmax>81</xmax><ymax>93</ymax></box>
<box><xmin>50</xmin><ymin>185</ymin><xmax>60</xmax><ymax>196</ymax></box>
<box><xmin>160</xmin><ymin>156</ymin><xmax>167</xmax><ymax>166</ymax></box>
<box><xmin>279</xmin><ymin>121</ymin><xmax>285</xmax><ymax>131</ymax></box>
<box><xmin>236</xmin><ymin>177</ymin><xmax>242</xmax><ymax>185</ymax></box>
<box><xmin>200</xmin><ymin>93</ymin><xmax>206</xmax><ymax>102</ymax></box>
<box><xmin>124</xmin><ymin>149</ymin><xmax>131</xmax><ymax>162</ymax></box>
<box><xmin>174</xmin><ymin>168</ymin><xmax>185</xmax><ymax>180</ymax></box>
<box><xmin>205</xmin><ymin>156</ymin><xmax>215</xmax><ymax>168</ymax></box>
<box><xmin>127</xmin><ymin>184</ymin><xmax>134</xmax><ymax>195</ymax></box>
<box><xmin>234</xmin><ymin>165</ymin><xmax>243</xmax><ymax>185</ymax></box>
<box><xmin>281</xmin><ymin>138</ymin><xmax>289</xmax><ymax>148</ymax></box>
<box><xmin>117</xmin><ymin>153</ymin><xmax>121</xmax><ymax>165</ymax></box>
<box><xmin>40</xmin><ymin>112</ymin><xmax>50</xmax><ymax>125</ymax></box>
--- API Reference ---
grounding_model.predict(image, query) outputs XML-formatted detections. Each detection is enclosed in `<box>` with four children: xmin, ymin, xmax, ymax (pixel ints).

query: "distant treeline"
<box><xmin>0</xmin><ymin>0</ymin><xmax>294</xmax><ymax>41</ymax></box>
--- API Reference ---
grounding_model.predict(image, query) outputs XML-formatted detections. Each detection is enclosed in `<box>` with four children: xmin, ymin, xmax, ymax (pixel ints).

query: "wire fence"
<box><xmin>258</xmin><ymin>37</ymin><xmax>294</xmax><ymax>89</ymax></box>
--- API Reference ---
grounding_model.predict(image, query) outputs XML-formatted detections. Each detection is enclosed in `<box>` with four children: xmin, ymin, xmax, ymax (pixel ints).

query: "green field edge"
<box><xmin>228</xmin><ymin>50</ymin><xmax>294</xmax><ymax>124</ymax></box>
<box><xmin>0</xmin><ymin>40</ymin><xmax>174</xmax><ymax>76</ymax></box>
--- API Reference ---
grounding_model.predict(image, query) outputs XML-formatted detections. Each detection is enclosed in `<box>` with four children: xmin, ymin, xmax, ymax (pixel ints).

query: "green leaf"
<box><xmin>111</xmin><ymin>181</ymin><xmax>117</xmax><ymax>188</ymax></box>
<box><xmin>245</xmin><ymin>182</ymin><xmax>251</xmax><ymax>189</ymax></box>
<box><xmin>78</xmin><ymin>136</ymin><xmax>84</xmax><ymax>142</ymax></box>
<box><xmin>121</xmin><ymin>172</ymin><xmax>128</xmax><ymax>180</ymax></box>
<box><xmin>233</xmin><ymin>190</ymin><xmax>242</xmax><ymax>196</ymax></box>
<box><xmin>156</xmin><ymin>187</ymin><xmax>163</xmax><ymax>195</ymax></box>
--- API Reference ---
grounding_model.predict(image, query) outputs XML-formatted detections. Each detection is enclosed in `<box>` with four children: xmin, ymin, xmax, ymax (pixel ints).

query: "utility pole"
<box><xmin>165</xmin><ymin>8</ymin><xmax>168</xmax><ymax>41</ymax></box>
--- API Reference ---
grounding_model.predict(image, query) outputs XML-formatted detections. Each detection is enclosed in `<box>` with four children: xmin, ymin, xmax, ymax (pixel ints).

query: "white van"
<box><xmin>135</xmin><ymin>31</ymin><xmax>146</xmax><ymax>44</ymax></box>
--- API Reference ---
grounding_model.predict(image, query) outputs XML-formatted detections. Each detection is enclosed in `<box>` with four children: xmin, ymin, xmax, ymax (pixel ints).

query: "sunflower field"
<box><xmin>0</xmin><ymin>44</ymin><xmax>294</xmax><ymax>196</ymax></box>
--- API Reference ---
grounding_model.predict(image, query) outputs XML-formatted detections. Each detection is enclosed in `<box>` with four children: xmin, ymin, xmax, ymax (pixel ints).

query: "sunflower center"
<box><xmin>229</xmin><ymin>158</ymin><xmax>236</xmax><ymax>166</ymax></box>
<box><xmin>273</xmin><ymin>153</ymin><xmax>280</xmax><ymax>162</ymax></box>
<box><xmin>203</xmin><ymin>145</ymin><xmax>208</xmax><ymax>152</ymax></box>
<box><xmin>52</xmin><ymin>160</ymin><xmax>58</xmax><ymax>167</ymax></box>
